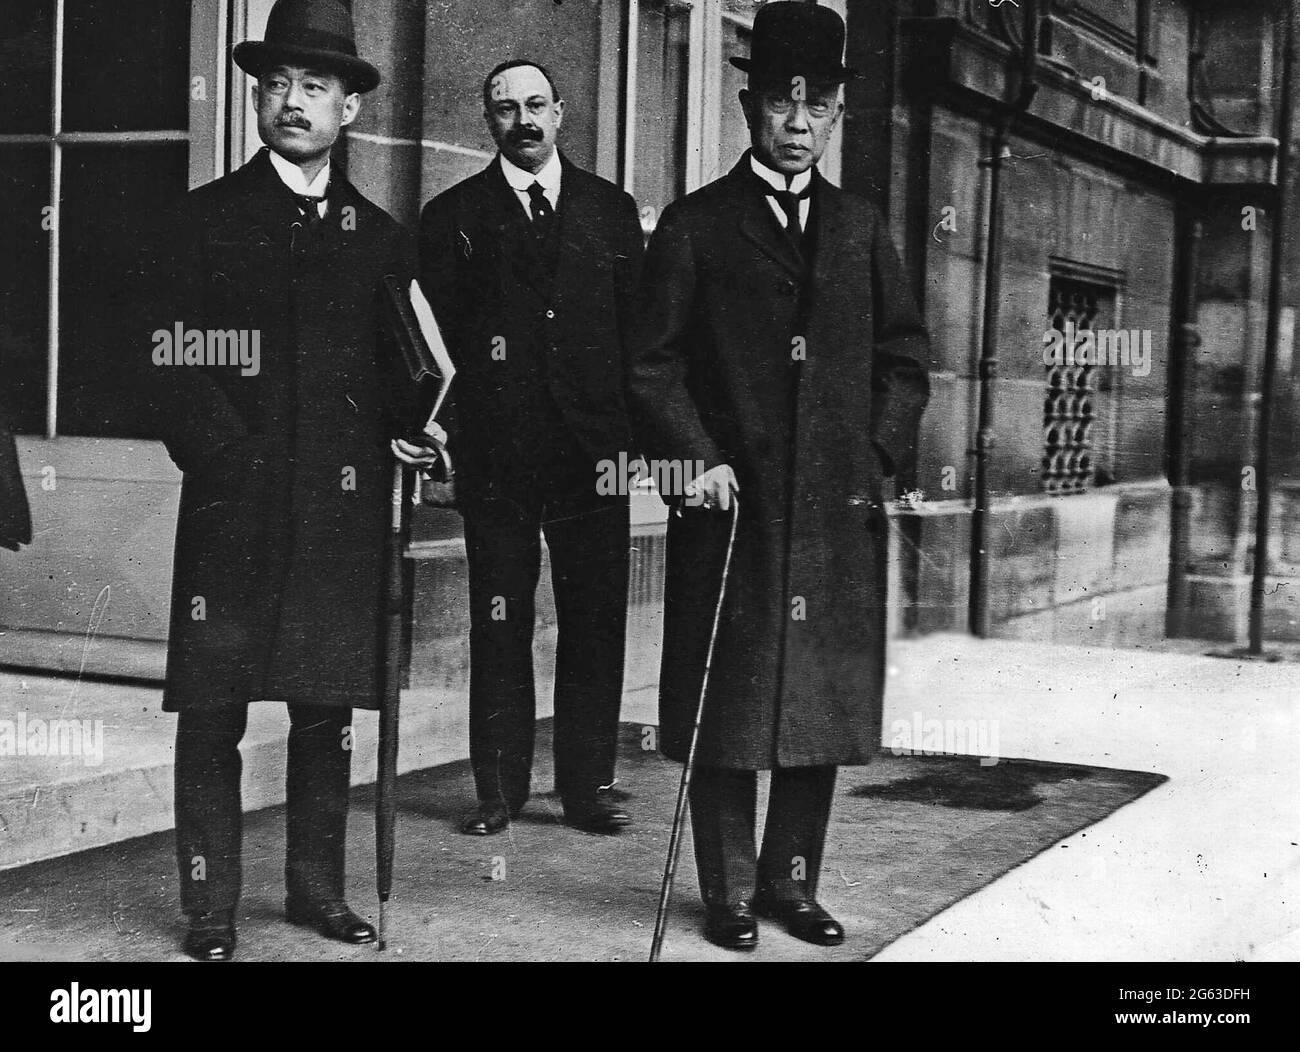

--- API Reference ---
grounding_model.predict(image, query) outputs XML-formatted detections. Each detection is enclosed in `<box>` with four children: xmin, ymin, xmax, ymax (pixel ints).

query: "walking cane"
<box><xmin>649</xmin><ymin>493</ymin><xmax>740</xmax><ymax>962</ymax></box>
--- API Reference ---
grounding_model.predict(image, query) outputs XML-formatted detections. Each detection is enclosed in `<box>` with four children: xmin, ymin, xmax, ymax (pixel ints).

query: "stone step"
<box><xmin>0</xmin><ymin>670</ymin><xmax>660</xmax><ymax>873</ymax></box>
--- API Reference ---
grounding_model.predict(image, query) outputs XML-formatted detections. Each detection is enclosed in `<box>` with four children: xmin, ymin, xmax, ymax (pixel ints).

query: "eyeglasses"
<box><xmin>758</xmin><ymin>93</ymin><xmax>837</xmax><ymax>118</ymax></box>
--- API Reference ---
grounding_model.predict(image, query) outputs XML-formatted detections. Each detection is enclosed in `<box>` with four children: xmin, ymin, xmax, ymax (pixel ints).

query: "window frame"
<box><xmin>0</xmin><ymin>0</ymin><xmax>221</xmax><ymax>438</ymax></box>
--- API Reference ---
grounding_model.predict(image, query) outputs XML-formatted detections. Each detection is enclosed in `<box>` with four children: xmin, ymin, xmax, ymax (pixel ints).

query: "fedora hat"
<box><xmin>730</xmin><ymin>2</ymin><xmax>858</xmax><ymax>84</ymax></box>
<box><xmin>234</xmin><ymin>0</ymin><xmax>380</xmax><ymax>94</ymax></box>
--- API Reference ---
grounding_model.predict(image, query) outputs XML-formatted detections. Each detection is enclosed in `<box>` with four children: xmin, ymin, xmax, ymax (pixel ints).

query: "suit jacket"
<box><xmin>418</xmin><ymin>152</ymin><xmax>644</xmax><ymax>498</ymax></box>
<box><xmin>627</xmin><ymin>153</ymin><xmax>931</xmax><ymax>769</ymax></box>
<box><xmin>127</xmin><ymin>148</ymin><xmax>424</xmax><ymax>711</ymax></box>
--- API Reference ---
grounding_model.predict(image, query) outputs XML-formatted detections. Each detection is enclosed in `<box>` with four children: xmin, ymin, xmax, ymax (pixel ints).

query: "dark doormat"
<box><xmin>0</xmin><ymin>722</ymin><xmax>1165</xmax><ymax>962</ymax></box>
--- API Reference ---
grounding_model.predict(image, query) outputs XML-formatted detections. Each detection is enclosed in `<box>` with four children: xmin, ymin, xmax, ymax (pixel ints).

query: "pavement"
<box><xmin>1</xmin><ymin>633</ymin><xmax>1297</xmax><ymax>961</ymax></box>
<box><xmin>874</xmin><ymin>637</ymin><xmax>1300</xmax><ymax>962</ymax></box>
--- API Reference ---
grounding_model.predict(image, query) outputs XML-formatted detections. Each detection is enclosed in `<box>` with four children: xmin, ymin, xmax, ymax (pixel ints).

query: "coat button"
<box><xmin>545</xmin><ymin>309</ymin><xmax>555</xmax><ymax>319</ymax></box>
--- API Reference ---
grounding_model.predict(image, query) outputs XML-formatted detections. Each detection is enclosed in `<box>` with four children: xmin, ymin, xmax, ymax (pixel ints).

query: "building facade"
<box><xmin>1</xmin><ymin>0</ymin><xmax>1297</xmax><ymax>686</ymax></box>
<box><xmin>864</xmin><ymin>0</ymin><xmax>1299</xmax><ymax>646</ymax></box>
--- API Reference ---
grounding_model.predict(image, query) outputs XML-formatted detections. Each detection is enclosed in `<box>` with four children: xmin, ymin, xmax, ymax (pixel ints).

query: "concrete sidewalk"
<box><xmin>1</xmin><ymin>634</ymin><xmax>1297</xmax><ymax>960</ymax></box>
<box><xmin>874</xmin><ymin>637</ymin><xmax>1300</xmax><ymax>962</ymax></box>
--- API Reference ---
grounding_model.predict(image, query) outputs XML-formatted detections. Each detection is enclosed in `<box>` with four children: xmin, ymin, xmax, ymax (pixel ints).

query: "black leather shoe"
<box><xmin>184</xmin><ymin>910</ymin><xmax>236</xmax><ymax>961</ymax></box>
<box><xmin>752</xmin><ymin>896</ymin><xmax>845</xmax><ymax>946</ymax></box>
<box><xmin>561</xmin><ymin>796</ymin><xmax>631</xmax><ymax>834</ymax></box>
<box><xmin>703</xmin><ymin>901</ymin><xmax>759</xmax><ymax>951</ymax></box>
<box><xmin>285</xmin><ymin>898</ymin><xmax>377</xmax><ymax>945</ymax></box>
<box><xmin>461</xmin><ymin>800</ymin><xmax>511</xmax><ymax>836</ymax></box>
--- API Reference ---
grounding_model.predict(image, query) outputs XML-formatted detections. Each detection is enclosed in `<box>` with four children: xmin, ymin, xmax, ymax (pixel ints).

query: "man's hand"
<box><xmin>685</xmin><ymin>464</ymin><xmax>739</xmax><ymax>512</ymax></box>
<box><xmin>391</xmin><ymin>421</ymin><xmax>448</xmax><ymax>470</ymax></box>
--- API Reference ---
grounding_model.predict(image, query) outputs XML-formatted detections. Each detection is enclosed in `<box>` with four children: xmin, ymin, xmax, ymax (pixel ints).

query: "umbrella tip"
<box><xmin>377</xmin><ymin>901</ymin><xmax>387</xmax><ymax>951</ymax></box>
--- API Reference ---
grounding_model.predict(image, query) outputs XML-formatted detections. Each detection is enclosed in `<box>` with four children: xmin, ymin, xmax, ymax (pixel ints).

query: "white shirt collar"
<box><xmin>500</xmin><ymin>148</ymin><xmax>562</xmax><ymax>195</ymax></box>
<box><xmin>268</xmin><ymin>148</ymin><xmax>331</xmax><ymax>198</ymax></box>
<box><xmin>749</xmin><ymin>152</ymin><xmax>813</xmax><ymax>196</ymax></box>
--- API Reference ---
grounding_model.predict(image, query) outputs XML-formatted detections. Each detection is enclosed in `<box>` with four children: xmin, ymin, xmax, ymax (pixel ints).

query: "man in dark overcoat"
<box><xmin>628</xmin><ymin>2</ymin><xmax>931</xmax><ymax>951</ymax></box>
<box><xmin>131</xmin><ymin>0</ymin><xmax>437</xmax><ymax>960</ymax></box>
<box><xmin>418</xmin><ymin>60</ymin><xmax>644</xmax><ymax>836</ymax></box>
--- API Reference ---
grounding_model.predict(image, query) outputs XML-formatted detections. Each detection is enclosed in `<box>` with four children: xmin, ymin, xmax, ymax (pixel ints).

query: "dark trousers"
<box><xmin>174</xmin><ymin>702</ymin><xmax>352</xmax><ymax>916</ymax></box>
<box><xmin>689</xmin><ymin>764</ymin><xmax>837</xmax><ymax>908</ymax></box>
<box><xmin>460</xmin><ymin>458</ymin><xmax>629</xmax><ymax>808</ymax></box>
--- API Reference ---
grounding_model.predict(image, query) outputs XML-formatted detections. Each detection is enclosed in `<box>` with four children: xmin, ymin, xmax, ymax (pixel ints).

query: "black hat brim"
<box><xmin>234</xmin><ymin>40</ymin><xmax>381</xmax><ymax>94</ymax></box>
<box><xmin>729</xmin><ymin>56</ymin><xmax>858</xmax><ymax>83</ymax></box>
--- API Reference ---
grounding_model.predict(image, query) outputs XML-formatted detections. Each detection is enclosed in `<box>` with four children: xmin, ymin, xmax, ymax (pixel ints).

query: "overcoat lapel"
<box><xmin>737</xmin><ymin>204</ymin><xmax>804</xmax><ymax>279</ymax></box>
<box><xmin>216</xmin><ymin>149</ymin><xmax>374</xmax><ymax>256</ymax></box>
<box><xmin>213</xmin><ymin>149</ymin><xmax>302</xmax><ymax>247</ymax></box>
<box><xmin>311</xmin><ymin>176</ymin><xmax>364</xmax><ymax>262</ymax></box>
<box><xmin>733</xmin><ymin>158</ymin><xmax>805</xmax><ymax>279</ymax></box>
<box><xmin>799</xmin><ymin>171</ymin><xmax>843</xmax><ymax>389</ymax></box>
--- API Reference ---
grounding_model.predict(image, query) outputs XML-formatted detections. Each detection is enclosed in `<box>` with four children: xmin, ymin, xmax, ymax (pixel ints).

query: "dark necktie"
<box><xmin>526</xmin><ymin>181</ymin><xmax>553</xmax><ymax>237</ymax></box>
<box><xmin>293</xmin><ymin>193</ymin><xmax>325</xmax><ymax>226</ymax></box>
<box><xmin>771</xmin><ymin>185</ymin><xmax>811</xmax><ymax>238</ymax></box>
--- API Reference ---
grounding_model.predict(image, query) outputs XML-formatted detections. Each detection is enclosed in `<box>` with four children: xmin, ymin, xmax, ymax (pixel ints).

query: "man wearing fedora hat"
<box><xmin>129</xmin><ymin>0</ymin><xmax>439</xmax><ymax>961</ymax></box>
<box><xmin>629</xmin><ymin>1</ymin><xmax>931</xmax><ymax>951</ymax></box>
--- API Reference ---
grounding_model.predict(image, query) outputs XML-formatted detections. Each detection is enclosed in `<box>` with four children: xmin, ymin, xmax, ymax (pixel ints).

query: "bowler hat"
<box><xmin>730</xmin><ymin>2</ymin><xmax>858</xmax><ymax>84</ymax></box>
<box><xmin>234</xmin><ymin>0</ymin><xmax>380</xmax><ymax>94</ymax></box>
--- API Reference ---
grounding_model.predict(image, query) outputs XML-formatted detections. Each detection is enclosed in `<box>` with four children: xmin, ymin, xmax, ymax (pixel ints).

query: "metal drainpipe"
<box><xmin>1248</xmin><ymin>0</ymin><xmax>1298</xmax><ymax>654</ymax></box>
<box><xmin>1165</xmin><ymin>212</ymin><xmax>1203</xmax><ymax>638</ymax></box>
<box><xmin>969</xmin><ymin>0</ymin><xmax>1041</xmax><ymax>637</ymax></box>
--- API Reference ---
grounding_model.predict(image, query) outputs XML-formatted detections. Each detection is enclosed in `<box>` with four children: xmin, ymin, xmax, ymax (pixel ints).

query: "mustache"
<box><xmin>507</xmin><ymin>127</ymin><xmax>544</xmax><ymax>144</ymax></box>
<box><xmin>277</xmin><ymin>115</ymin><xmax>312</xmax><ymax>130</ymax></box>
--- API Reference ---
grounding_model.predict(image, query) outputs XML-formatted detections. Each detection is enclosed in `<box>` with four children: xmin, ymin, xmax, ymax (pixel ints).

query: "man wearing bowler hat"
<box><xmin>130</xmin><ymin>0</ymin><xmax>439</xmax><ymax>960</ymax></box>
<box><xmin>629</xmin><ymin>2</ymin><xmax>931</xmax><ymax>951</ymax></box>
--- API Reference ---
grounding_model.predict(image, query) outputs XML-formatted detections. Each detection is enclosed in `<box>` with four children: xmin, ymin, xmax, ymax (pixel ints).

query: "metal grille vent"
<box><xmin>1042</xmin><ymin>279</ymin><xmax>1110</xmax><ymax>494</ymax></box>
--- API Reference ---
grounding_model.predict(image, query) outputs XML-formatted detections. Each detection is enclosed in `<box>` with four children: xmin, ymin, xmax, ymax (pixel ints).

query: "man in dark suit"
<box><xmin>629</xmin><ymin>3</ymin><xmax>931</xmax><ymax>951</ymax></box>
<box><xmin>419</xmin><ymin>61</ymin><xmax>644</xmax><ymax>836</ymax></box>
<box><xmin>131</xmin><ymin>0</ymin><xmax>437</xmax><ymax>961</ymax></box>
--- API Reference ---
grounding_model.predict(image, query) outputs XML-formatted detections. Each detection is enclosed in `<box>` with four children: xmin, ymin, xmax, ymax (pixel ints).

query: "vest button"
<box><xmin>545</xmin><ymin>309</ymin><xmax>556</xmax><ymax>319</ymax></box>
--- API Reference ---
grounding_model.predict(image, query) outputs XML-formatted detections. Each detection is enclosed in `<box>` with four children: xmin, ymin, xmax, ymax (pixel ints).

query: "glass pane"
<box><xmin>719</xmin><ymin>16</ymin><xmax>753</xmax><ymax>173</ymax></box>
<box><xmin>0</xmin><ymin>147</ymin><xmax>51</xmax><ymax>433</ymax></box>
<box><xmin>723</xmin><ymin>0</ymin><xmax>763</xmax><ymax>22</ymax></box>
<box><xmin>0</xmin><ymin>0</ymin><xmax>54</xmax><ymax>133</ymax></box>
<box><xmin>1077</xmin><ymin>0</ymin><xmax>1138</xmax><ymax>40</ymax></box>
<box><xmin>58</xmin><ymin>143</ymin><xmax>189</xmax><ymax>438</ymax></box>
<box><xmin>634</xmin><ymin>1</ymin><xmax>689</xmax><ymax>228</ymax></box>
<box><xmin>408</xmin><ymin>0</ymin><xmax>602</xmax><ymax>173</ymax></box>
<box><xmin>63</xmin><ymin>0</ymin><xmax>190</xmax><ymax>132</ymax></box>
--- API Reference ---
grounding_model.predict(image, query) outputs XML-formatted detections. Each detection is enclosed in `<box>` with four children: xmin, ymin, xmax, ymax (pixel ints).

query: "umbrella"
<box><xmin>377</xmin><ymin>461</ymin><xmax>405</xmax><ymax>949</ymax></box>
<box><xmin>376</xmin><ymin>276</ymin><xmax>454</xmax><ymax>950</ymax></box>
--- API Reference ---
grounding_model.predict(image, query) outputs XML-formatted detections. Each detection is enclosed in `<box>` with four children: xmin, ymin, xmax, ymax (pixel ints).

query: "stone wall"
<box><xmin>889</xmin><ymin>481</ymin><xmax>1171</xmax><ymax>644</ymax></box>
